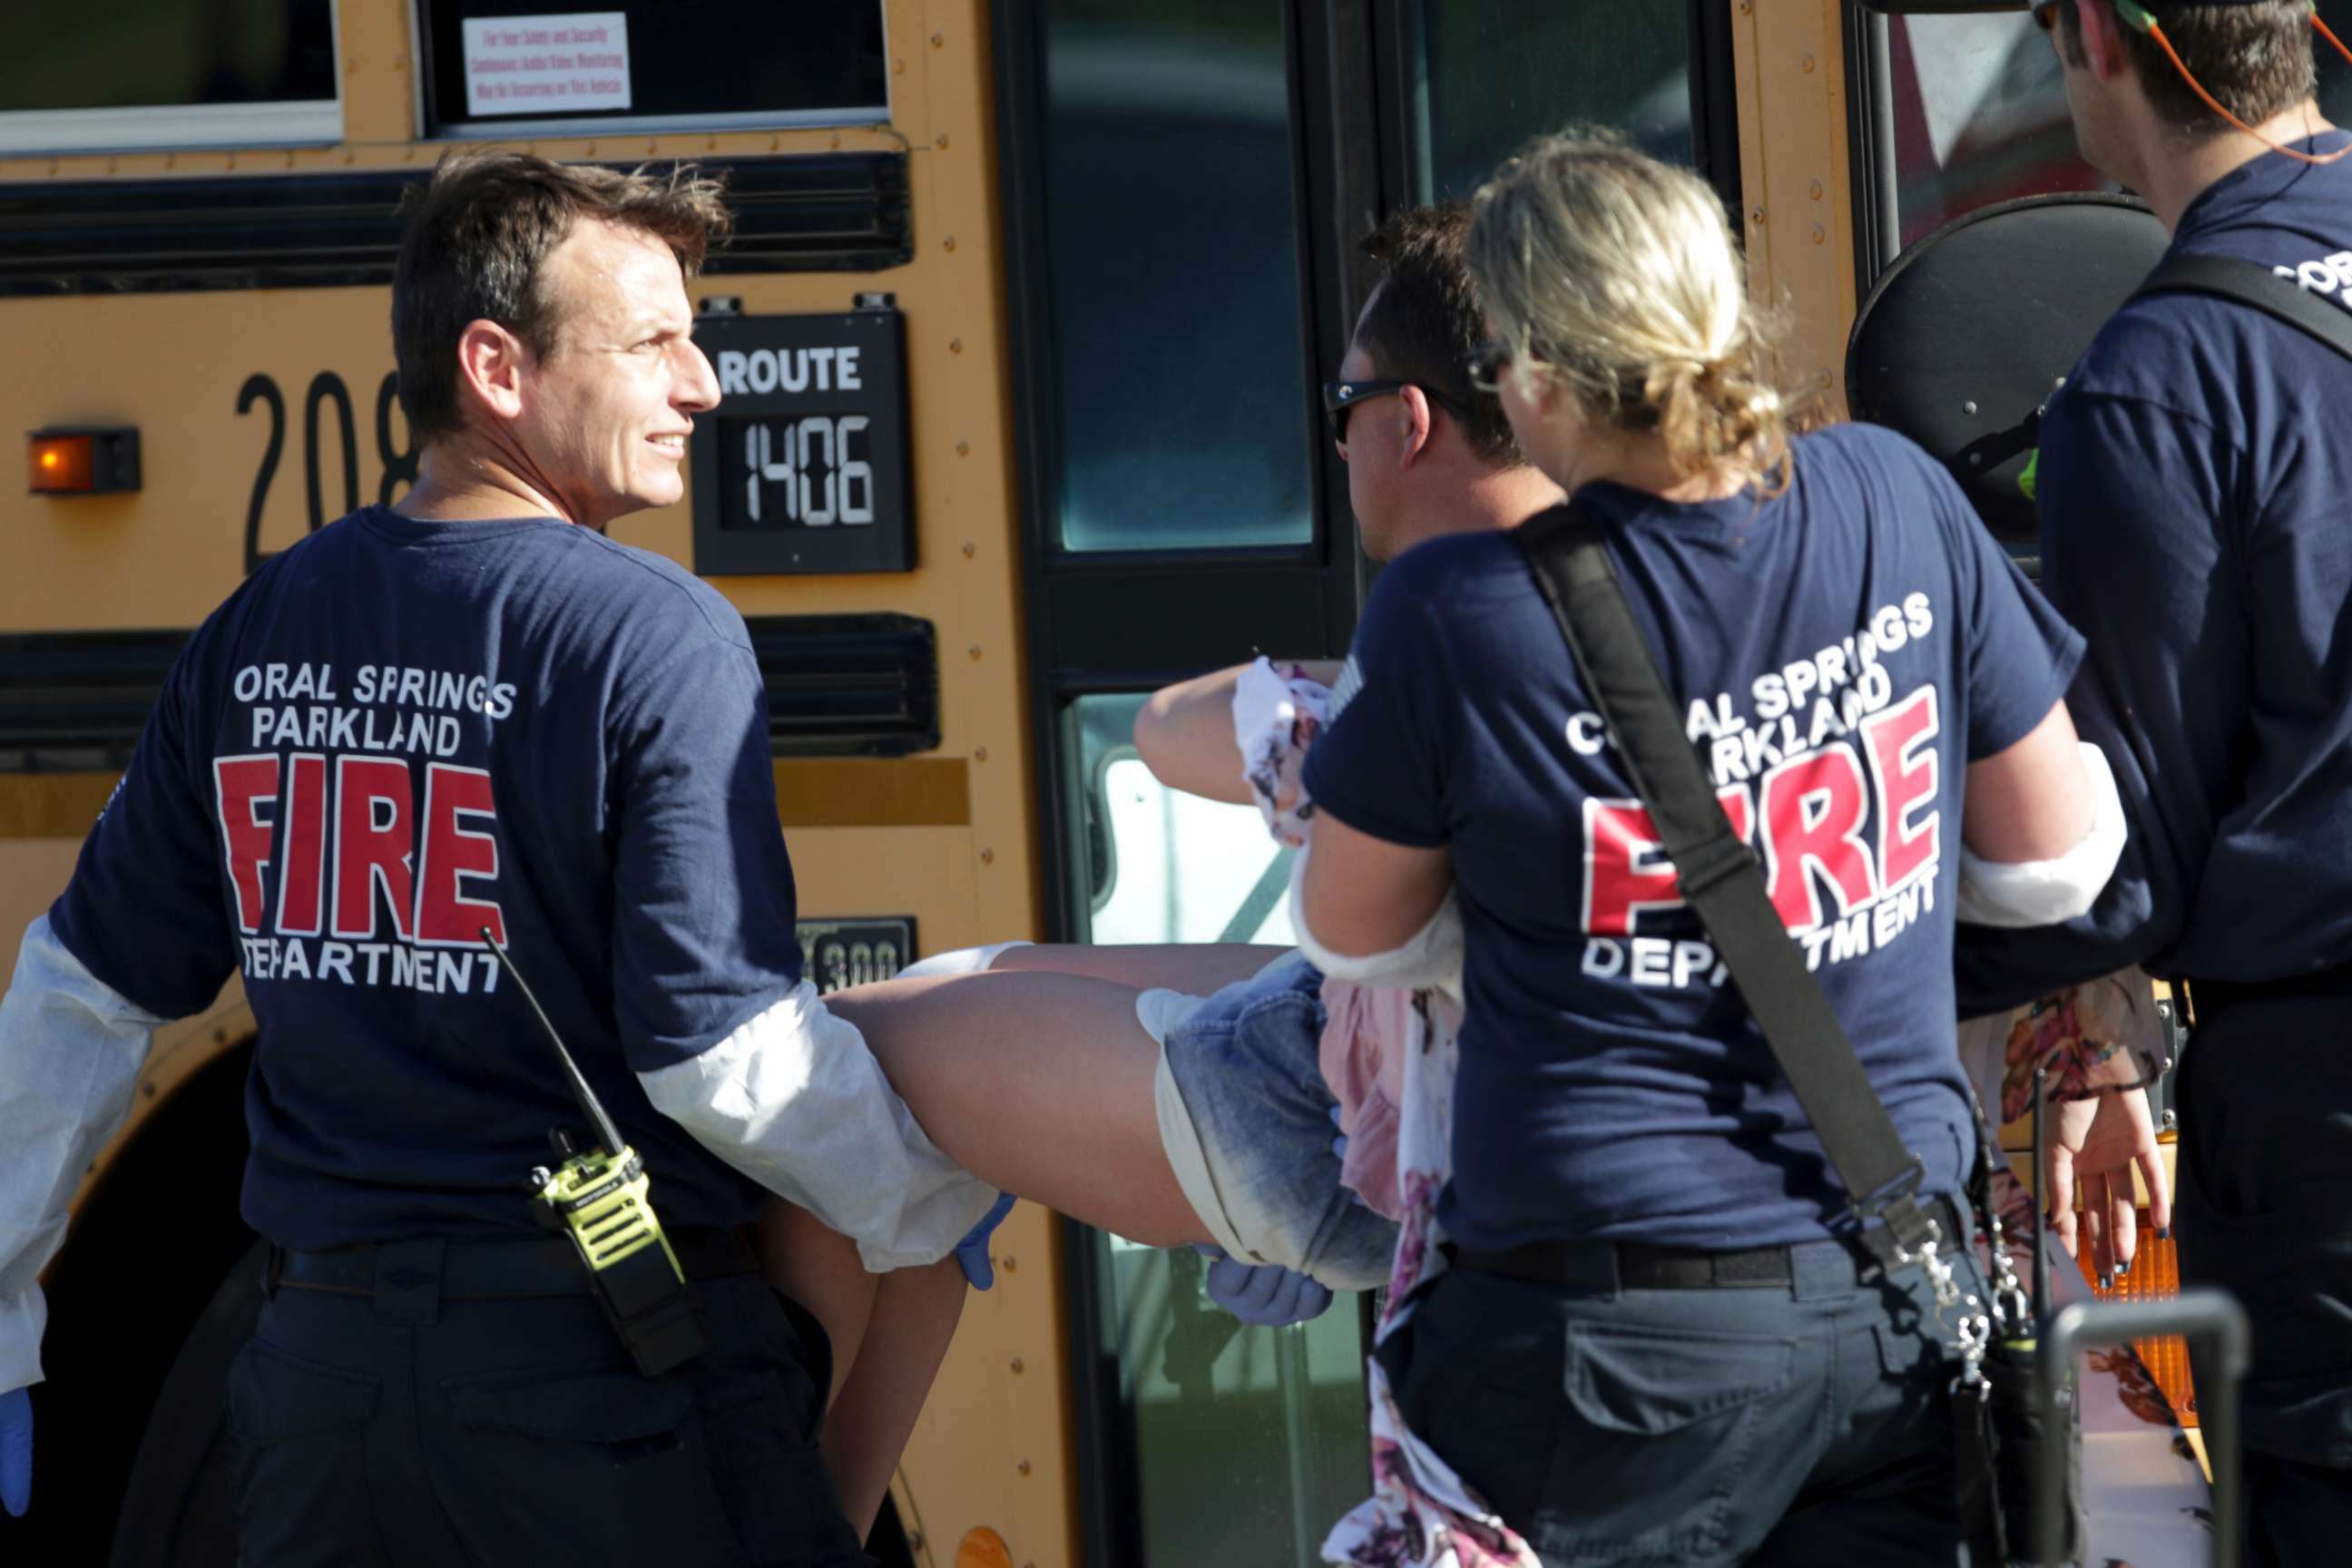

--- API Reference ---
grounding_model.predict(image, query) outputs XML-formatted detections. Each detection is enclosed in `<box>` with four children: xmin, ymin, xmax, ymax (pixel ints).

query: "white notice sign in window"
<box><xmin>461</xmin><ymin>13</ymin><xmax>632</xmax><ymax>117</ymax></box>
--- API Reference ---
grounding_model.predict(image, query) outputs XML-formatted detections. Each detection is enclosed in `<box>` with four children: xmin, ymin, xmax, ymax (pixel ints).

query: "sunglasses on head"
<box><xmin>1321</xmin><ymin>379</ymin><xmax>1468</xmax><ymax>444</ymax></box>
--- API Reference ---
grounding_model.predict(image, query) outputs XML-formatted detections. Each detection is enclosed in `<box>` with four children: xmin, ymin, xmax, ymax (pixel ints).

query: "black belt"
<box><xmin>1452</xmin><ymin>1193</ymin><xmax>1969</xmax><ymax>1291</ymax></box>
<box><xmin>2187</xmin><ymin>964</ymin><xmax>2352</xmax><ymax>1015</ymax></box>
<box><xmin>270</xmin><ymin>1227</ymin><xmax>760</xmax><ymax>1301</ymax></box>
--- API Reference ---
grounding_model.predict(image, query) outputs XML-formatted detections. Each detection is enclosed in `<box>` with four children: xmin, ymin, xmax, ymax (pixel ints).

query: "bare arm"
<box><xmin>1961</xmin><ymin>700</ymin><xmax>2095</xmax><ymax>863</ymax></box>
<box><xmin>1296</xmin><ymin>810</ymin><xmax>1452</xmax><ymax>958</ymax></box>
<box><xmin>1133</xmin><ymin>661</ymin><xmax>1343</xmax><ymax>806</ymax></box>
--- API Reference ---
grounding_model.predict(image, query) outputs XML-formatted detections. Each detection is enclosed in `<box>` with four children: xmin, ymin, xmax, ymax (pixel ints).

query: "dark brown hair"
<box><xmin>392</xmin><ymin>151</ymin><xmax>733</xmax><ymax>440</ymax></box>
<box><xmin>1355</xmin><ymin>204</ymin><xmax>1522</xmax><ymax>466</ymax></box>
<box><xmin>2055</xmin><ymin>1</ymin><xmax>2318</xmax><ymax>136</ymax></box>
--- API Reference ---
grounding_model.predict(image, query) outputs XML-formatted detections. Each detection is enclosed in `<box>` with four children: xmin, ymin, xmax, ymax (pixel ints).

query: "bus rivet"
<box><xmin>931</xmin><ymin>31</ymin><xmax>945</xmax><ymax>47</ymax></box>
<box><xmin>962</xmin><ymin>540</ymin><xmax>976</xmax><ymax>557</ymax></box>
<box><xmin>1016</xmin><ymin>1459</ymin><xmax>1032</xmax><ymax>1476</ymax></box>
<box><xmin>975</xmin><ymin>745</ymin><xmax>988</xmax><ymax>762</ymax></box>
<box><xmin>1802</xmin><ymin>54</ymin><xmax>1817</xmax><ymax>73</ymax></box>
<box><xmin>1963</xmin><ymin>400</ymin><xmax>1979</xmax><ymax>416</ymax></box>
<box><xmin>937</xmin><ymin>133</ymin><xmax>951</xmax><ymax>150</ymax></box>
<box><xmin>944</xmin><ymin>236</ymin><xmax>957</xmax><ymax>252</ymax></box>
<box><xmin>894</xmin><ymin>58</ymin><xmax>906</xmax><ymax>74</ymax></box>
<box><xmin>1809</xmin><ymin>180</ymin><xmax>1824</xmax><ymax>201</ymax></box>
<box><xmin>969</xmin><ymin>643</ymin><xmax>983</xmax><ymax>660</ymax></box>
<box><xmin>980</xmin><ymin>848</ymin><xmax>995</xmax><ymax>866</ymax></box>
<box><xmin>1010</xmin><ymin>1357</ymin><xmax>1024</xmax><ymax>1374</ymax></box>
<box><xmin>956</xmin><ymin>440</ymin><xmax>972</xmax><ymax>456</ymax></box>
<box><xmin>1750</xmin><ymin>206</ymin><xmax>1765</xmax><ymax>226</ymax></box>
<box><xmin>1001</xmin><ymin>1255</ymin><xmax>1016</xmax><ymax>1272</ymax></box>
<box><xmin>950</xmin><ymin>337</ymin><xmax>964</xmax><ymax>353</ymax></box>
<box><xmin>1812</xmin><ymin>224</ymin><xmax>1826</xmax><ymax>245</ymax></box>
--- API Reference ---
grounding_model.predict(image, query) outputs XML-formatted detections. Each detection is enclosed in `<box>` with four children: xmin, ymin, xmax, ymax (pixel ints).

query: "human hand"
<box><xmin>2044</xmin><ymin>1089</ymin><xmax>2171</xmax><ymax>1289</ymax></box>
<box><xmin>1</xmin><ymin>1384</ymin><xmax>30</xmax><ymax>1517</ymax></box>
<box><xmin>955</xmin><ymin>1191</ymin><xmax>1018</xmax><ymax>1290</ymax></box>
<box><xmin>1193</xmin><ymin>1245</ymin><xmax>1334</xmax><ymax>1327</ymax></box>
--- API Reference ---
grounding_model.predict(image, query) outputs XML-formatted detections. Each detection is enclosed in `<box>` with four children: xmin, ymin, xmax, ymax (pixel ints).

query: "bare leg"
<box><xmin>757</xmin><ymin>1202</ymin><xmax>969</xmax><ymax>1540</ymax></box>
<box><xmin>759</xmin><ymin>1201</ymin><xmax>876</xmax><ymax>1405</ymax></box>
<box><xmin>825</xmin><ymin>971</ymin><xmax>1207</xmax><ymax>1248</ymax></box>
<box><xmin>822</xmin><ymin>1259</ymin><xmax>965</xmax><ymax>1537</ymax></box>
<box><xmin>991</xmin><ymin>942</ymin><xmax>1289</xmax><ymax>995</ymax></box>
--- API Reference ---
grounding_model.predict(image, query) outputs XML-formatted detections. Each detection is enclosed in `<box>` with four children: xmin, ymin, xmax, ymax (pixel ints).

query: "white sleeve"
<box><xmin>1286</xmin><ymin>849</ymin><xmax>1465</xmax><ymax>996</ymax></box>
<box><xmin>0</xmin><ymin>914</ymin><xmax>164</xmax><ymax>1393</ymax></box>
<box><xmin>637</xmin><ymin>978</ymin><xmax>999</xmax><ymax>1273</ymax></box>
<box><xmin>1958</xmin><ymin>742</ymin><xmax>2128</xmax><ymax>927</ymax></box>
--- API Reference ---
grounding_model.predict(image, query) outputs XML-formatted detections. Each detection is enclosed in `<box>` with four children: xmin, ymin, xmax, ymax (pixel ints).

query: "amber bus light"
<box><xmin>28</xmin><ymin>428</ymin><xmax>140</xmax><ymax>495</ymax></box>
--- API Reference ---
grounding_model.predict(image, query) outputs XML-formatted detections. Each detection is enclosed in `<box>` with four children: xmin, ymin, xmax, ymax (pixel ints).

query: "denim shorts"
<box><xmin>1149</xmin><ymin>952</ymin><xmax>1399</xmax><ymax>1290</ymax></box>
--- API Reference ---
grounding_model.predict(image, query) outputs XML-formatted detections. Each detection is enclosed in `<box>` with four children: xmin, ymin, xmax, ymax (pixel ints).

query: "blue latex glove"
<box><xmin>1193</xmin><ymin>1244</ymin><xmax>1334</xmax><ymax>1327</ymax></box>
<box><xmin>1</xmin><ymin>1385</ymin><xmax>30</xmax><ymax>1518</ymax></box>
<box><xmin>956</xmin><ymin>1191</ymin><xmax>1017</xmax><ymax>1290</ymax></box>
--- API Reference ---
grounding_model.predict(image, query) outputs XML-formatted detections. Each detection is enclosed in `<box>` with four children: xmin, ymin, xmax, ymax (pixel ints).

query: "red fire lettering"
<box><xmin>1759</xmin><ymin>746</ymin><xmax>1877</xmax><ymax>933</ymax></box>
<box><xmin>1862</xmin><ymin>686</ymin><xmax>1942</xmax><ymax>895</ymax></box>
<box><xmin>332</xmin><ymin>756</ymin><xmax>415</xmax><ymax>940</ymax></box>
<box><xmin>415</xmin><ymin>763</ymin><xmax>505</xmax><ymax>945</ymax></box>
<box><xmin>212</xmin><ymin>755</ymin><xmax>280</xmax><ymax>934</ymax></box>
<box><xmin>1583</xmin><ymin>787</ymin><xmax>1759</xmax><ymax>936</ymax></box>
<box><xmin>275</xmin><ymin>754</ymin><xmax>328</xmax><ymax>936</ymax></box>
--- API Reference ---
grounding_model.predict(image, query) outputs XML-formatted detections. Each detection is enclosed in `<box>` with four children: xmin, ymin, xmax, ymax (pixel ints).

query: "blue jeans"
<box><xmin>1155</xmin><ymin>953</ymin><xmax>1399</xmax><ymax>1290</ymax></box>
<box><xmin>1392</xmin><ymin>1234</ymin><xmax>1986</xmax><ymax>1566</ymax></box>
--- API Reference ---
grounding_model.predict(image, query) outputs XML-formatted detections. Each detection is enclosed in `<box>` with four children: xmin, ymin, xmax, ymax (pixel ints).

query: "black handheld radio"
<box><xmin>478</xmin><ymin>927</ymin><xmax>708</xmax><ymax>1377</ymax></box>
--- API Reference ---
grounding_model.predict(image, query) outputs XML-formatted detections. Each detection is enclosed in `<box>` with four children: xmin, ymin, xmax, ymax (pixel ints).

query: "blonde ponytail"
<box><xmin>1468</xmin><ymin>132</ymin><xmax>1795</xmax><ymax>493</ymax></box>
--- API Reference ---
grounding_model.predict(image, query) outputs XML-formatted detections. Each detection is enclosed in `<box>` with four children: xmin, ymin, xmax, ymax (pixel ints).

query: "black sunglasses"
<box><xmin>1467</xmin><ymin>339</ymin><xmax>1515</xmax><ymax>392</ymax></box>
<box><xmin>1321</xmin><ymin>378</ymin><xmax>1468</xmax><ymax>444</ymax></box>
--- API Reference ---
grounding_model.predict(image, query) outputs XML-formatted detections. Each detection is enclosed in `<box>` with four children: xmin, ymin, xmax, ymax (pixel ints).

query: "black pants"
<box><xmin>1393</xmin><ymin>1233</ymin><xmax>1984</xmax><ymax>1567</ymax></box>
<box><xmin>228</xmin><ymin>1241</ymin><xmax>867</xmax><ymax>1567</ymax></box>
<box><xmin>2176</xmin><ymin>993</ymin><xmax>2352</xmax><ymax>1565</ymax></box>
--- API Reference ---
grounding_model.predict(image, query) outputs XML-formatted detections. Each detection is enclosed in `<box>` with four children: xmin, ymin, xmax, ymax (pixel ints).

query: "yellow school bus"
<box><xmin>5</xmin><ymin>2</ymin><xmax>2259</xmax><ymax>1563</ymax></box>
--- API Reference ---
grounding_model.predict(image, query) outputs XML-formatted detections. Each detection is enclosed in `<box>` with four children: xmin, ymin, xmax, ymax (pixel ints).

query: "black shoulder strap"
<box><xmin>2134</xmin><ymin>251</ymin><xmax>2352</xmax><ymax>363</ymax></box>
<box><xmin>1515</xmin><ymin>505</ymin><xmax>1937</xmax><ymax>1254</ymax></box>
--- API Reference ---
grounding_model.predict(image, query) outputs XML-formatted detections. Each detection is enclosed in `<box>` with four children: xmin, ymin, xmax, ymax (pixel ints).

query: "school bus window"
<box><xmin>0</xmin><ymin>0</ymin><xmax>338</xmax><ymax>155</ymax></box>
<box><xmin>414</xmin><ymin>1</ymin><xmax>887</xmax><ymax>139</ymax></box>
<box><xmin>1880</xmin><ymin>3</ymin><xmax>2352</xmax><ymax>252</ymax></box>
<box><xmin>1406</xmin><ymin>0</ymin><xmax>1695</xmax><ymax>202</ymax></box>
<box><xmin>1063</xmin><ymin>694</ymin><xmax>1295</xmax><ymax>946</ymax></box>
<box><xmin>1058</xmin><ymin>693</ymin><xmax>1364</xmax><ymax>1565</ymax></box>
<box><xmin>1034</xmin><ymin>0</ymin><xmax>1314</xmax><ymax>554</ymax></box>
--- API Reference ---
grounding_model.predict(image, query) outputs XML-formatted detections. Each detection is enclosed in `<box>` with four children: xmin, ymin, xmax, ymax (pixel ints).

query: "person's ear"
<box><xmin>2079</xmin><ymin>0</ymin><xmax>2134</xmax><ymax>82</ymax></box>
<box><xmin>1395</xmin><ymin>384</ymin><xmax>1435</xmax><ymax>468</ymax></box>
<box><xmin>454</xmin><ymin>318</ymin><xmax>534</xmax><ymax>424</ymax></box>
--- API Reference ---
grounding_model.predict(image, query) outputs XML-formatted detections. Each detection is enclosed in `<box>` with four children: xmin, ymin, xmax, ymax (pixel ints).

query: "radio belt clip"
<box><xmin>481</xmin><ymin>927</ymin><xmax>708</xmax><ymax>1377</ymax></box>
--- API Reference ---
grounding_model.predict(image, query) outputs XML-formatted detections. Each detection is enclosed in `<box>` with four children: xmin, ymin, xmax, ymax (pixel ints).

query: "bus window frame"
<box><xmin>406</xmin><ymin>1</ymin><xmax>895</xmax><ymax>142</ymax></box>
<box><xmin>0</xmin><ymin>1</ymin><xmax>344</xmax><ymax>158</ymax></box>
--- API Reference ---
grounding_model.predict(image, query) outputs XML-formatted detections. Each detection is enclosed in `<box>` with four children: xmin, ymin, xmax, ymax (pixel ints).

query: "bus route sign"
<box><xmin>689</xmin><ymin>301</ymin><xmax>914</xmax><ymax>576</ymax></box>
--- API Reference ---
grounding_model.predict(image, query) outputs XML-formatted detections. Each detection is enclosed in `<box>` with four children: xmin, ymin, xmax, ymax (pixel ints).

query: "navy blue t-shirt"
<box><xmin>1960</xmin><ymin>134</ymin><xmax>2352</xmax><ymax>1010</ymax></box>
<box><xmin>1305</xmin><ymin>425</ymin><xmax>2082</xmax><ymax>1251</ymax></box>
<box><xmin>49</xmin><ymin>507</ymin><xmax>799</xmax><ymax>1248</ymax></box>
